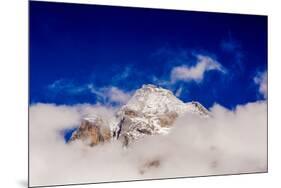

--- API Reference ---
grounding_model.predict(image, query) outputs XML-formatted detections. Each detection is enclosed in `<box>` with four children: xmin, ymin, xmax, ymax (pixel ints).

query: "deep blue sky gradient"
<box><xmin>29</xmin><ymin>1</ymin><xmax>267</xmax><ymax>109</ymax></box>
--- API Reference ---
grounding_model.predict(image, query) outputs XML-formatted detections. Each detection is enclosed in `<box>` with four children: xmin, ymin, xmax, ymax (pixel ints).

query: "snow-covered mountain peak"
<box><xmin>118</xmin><ymin>84</ymin><xmax>186</xmax><ymax>117</ymax></box>
<box><xmin>69</xmin><ymin>84</ymin><xmax>210</xmax><ymax>146</ymax></box>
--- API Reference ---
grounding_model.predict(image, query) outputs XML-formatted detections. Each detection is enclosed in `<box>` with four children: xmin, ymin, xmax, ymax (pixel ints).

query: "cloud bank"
<box><xmin>29</xmin><ymin>101</ymin><xmax>267</xmax><ymax>187</ymax></box>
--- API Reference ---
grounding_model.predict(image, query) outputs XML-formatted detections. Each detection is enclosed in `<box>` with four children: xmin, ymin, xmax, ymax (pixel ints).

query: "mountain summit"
<box><xmin>69</xmin><ymin>84</ymin><xmax>209</xmax><ymax>146</ymax></box>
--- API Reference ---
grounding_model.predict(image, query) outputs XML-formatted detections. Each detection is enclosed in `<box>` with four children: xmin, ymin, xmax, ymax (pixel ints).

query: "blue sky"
<box><xmin>29</xmin><ymin>1</ymin><xmax>267</xmax><ymax>109</ymax></box>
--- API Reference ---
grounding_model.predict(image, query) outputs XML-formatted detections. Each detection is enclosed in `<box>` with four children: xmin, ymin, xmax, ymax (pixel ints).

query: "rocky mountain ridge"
<box><xmin>69</xmin><ymin>84</ymin><xmax>210</xmax><ymax>147</ymax></box>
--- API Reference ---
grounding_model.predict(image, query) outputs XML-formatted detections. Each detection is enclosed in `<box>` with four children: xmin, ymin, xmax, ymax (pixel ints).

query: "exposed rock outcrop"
<box><xmin>69</xmin><ymin>117</ymin><xmax>111</xmax><ymax>147</ymax></box>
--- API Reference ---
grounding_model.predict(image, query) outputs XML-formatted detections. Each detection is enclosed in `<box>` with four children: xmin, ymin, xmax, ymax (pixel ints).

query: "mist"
<box><xmin>29</xmin><ymin>101</ymin><xmax>267</xmax><ymax>186</ymax></box>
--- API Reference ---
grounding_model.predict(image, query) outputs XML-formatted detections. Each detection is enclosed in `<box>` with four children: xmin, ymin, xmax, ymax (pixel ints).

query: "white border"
<box><xmin>1</xmin><ymin>0</ymin><xmax>280</xmax><ymax>188</ymax></box>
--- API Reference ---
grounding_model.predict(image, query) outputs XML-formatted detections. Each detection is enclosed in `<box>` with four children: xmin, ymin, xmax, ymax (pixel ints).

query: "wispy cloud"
<box><xmin>175</xmin><ymin>85</ymin><xmax>183</xmax><ymax>97</ymax></box>
<box><xmin>221</xmin><ymin>34</ymin><xmax>244</xmax><ymax>72</ymax></box>
<box><xmin>254</xmin><ymin>71</ymin><xmax>267</xmax><ymax>98</ymax></box>
<box><xmin>170</xmin><ymin>55</ymin><xmax>226</xmax><ymax>83</ymax></box>
<box><xmin>48</xmin><ymin>80</ymin><xmax>132</xmax><ymax>105</ymax></box>
<box><xmin>221</xmin><ymin>38</ymin><xmax>240</xmax><ymax>53</ymax></box>
<box><xmin>119</xmin><ymin>66</ymin><xmax>132</xmax><ymax>80</ymax></box>
<box><xmin>88</xmin><ymin>85</ymin><xmax>132</xmax><ymax>104</ymax></box>
<box><xmin>47</xmin><ymin>79</ymin><xmax>87</xmax><ymax>94</ymax></box>
<box><xmin>151</xmin><ymin>76</ymin><xmax>171</xmax><ymax>87</ymax></box>
<box><xmin>104</xmin><ymin>86</ymin><xmax>131</xmax><ymax>104</ymax></box>
<box><xmin>88</xmin><ymin>84</ymin><xmax>132</xmax><ymax>105</ymax></box>
<box><xmin>87</xmin><ymin>84</ymin><xmax>106</xmax><ymax>102</ymax></box>
<box><xmin>111</xmin><ymin>66</ymin><xmax>131</xmax><ymax>82</ymax></box>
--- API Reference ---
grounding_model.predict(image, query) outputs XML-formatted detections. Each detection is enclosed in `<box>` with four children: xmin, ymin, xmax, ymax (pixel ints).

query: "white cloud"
<box><xmin>29</xmin><ymin>100</ymin><xmax>267</xmax><ymax>186</ymax></box>
<box><xmin>105</xmin><ymin>86</ymin><xmax>131</xmax><ymax>104</ymax></box>
<box><xmin>87</xmin><ymin>84</ymin><xmax>105</xmax><ymax>100</ymax></box>
<box><xmin>170</xmin><ymin>55</ymin><xmax>226</xmax><ymax>83</ymax></box>
<box><xmin>254</xmin><ymin>71</ymin><xmax>268</xmax><ymax>98</ymax></box>
<box><xmin>88</xmin><ymin>84</ymin><xmax>132</xmax><ymax>105</ymax></box>
<box><xmin>175</xmin><ymin>86</ymin><xmax>183</xmax><ymax>97</ymax></box>
<box><xmin>151</xmin><ymin>76</ymin><xmax>171</xmax><ymax>88</ymax></box>
<box><xmin>119</xmin><ymin>66</ymin><xmax>132</xmax><ymax>80</ymax></box>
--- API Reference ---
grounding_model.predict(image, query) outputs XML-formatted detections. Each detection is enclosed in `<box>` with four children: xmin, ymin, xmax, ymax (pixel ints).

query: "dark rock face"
<box><xmin>139</xmin><ymin>159</ymin><xmax>161</xmax><ymax>174</ymax></box>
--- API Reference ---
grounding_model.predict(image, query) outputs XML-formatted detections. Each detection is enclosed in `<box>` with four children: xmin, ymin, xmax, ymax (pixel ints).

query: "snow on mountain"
<box><xmin>119</xmin><ymin>84</ymin><xmax>187</xmax><ymax>115</ymax></box>
<box><xmin>69</xmin><ymin>84</ymin><xmax>210</xmax><ymax>147</ymax></box>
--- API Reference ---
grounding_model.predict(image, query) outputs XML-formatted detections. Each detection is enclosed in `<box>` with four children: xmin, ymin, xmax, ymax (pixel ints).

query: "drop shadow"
<box><xmin>17</xmin><ymin>180</ymin><xmax>28</xmax><ymax>187</ymax></box>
